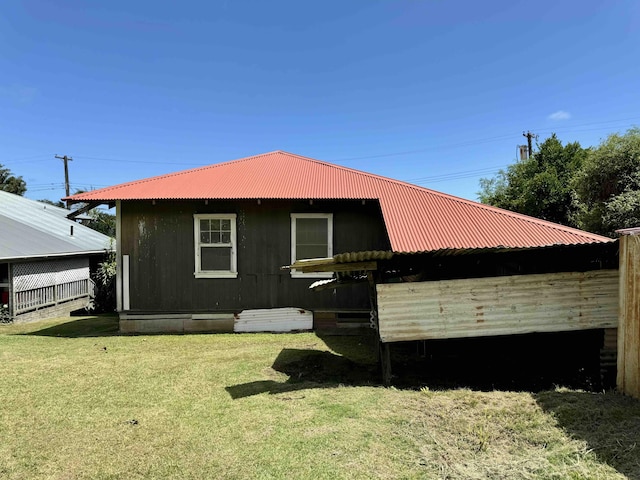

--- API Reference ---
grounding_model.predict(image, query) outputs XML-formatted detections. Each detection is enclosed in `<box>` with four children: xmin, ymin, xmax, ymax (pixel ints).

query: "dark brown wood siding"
<box><xmin>120</xmin><ymin>199</ymin><xmax>390</xmax><ymax>313</ymax></box>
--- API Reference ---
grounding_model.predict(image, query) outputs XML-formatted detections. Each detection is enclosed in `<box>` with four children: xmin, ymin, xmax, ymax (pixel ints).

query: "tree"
<box><xmin>573</xmin><ymin>128</ymin><xmax>640</xmax><ymax>236</ymax></box>
<box><xmin>70</xmin><ymin>189</ymin><xmax>116</xmax><ymax>237</ymax></box>
<box><xmin>38</xmin><ymin>199</ymin><xmax>65</xmax><ymax>208</ymax></box>
<box><xmin>479</xmin><ymin>134</ymin><xmax>586</xmax><ymax>227</ymax></box>
<box><xmin>85</xmin><ymin>209</ymin><xmax>116</xmax><ymax>237</ymax></box>
<box><xmin>0</xmin><ymin>164</ymin><xmax>27</xmax><ymax>195</ymax></box>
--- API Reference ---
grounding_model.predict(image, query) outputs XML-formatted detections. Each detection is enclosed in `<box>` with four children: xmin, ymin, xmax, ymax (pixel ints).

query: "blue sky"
<box><xmin>1</xmin><ymin>0</ymin><xmax>639</xmax><ymax>204</ymax></box>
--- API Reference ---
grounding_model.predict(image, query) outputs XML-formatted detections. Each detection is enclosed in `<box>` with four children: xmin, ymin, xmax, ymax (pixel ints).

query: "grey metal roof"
<box><xmin>0</xmin><ymin>191</ymin><xmax>113</xmax><ymax>261</ymax></box>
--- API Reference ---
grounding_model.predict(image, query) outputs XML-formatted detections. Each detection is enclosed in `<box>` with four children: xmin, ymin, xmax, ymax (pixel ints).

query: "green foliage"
<box><xmin>69</xmin><ymin>189</ymin><xmax>116</xmax><ymax>237</ymax></box>
<box><xmin>0</xmin><ymin>164</ymin><xmax>26</xmax><ymax>195</ymax></box>
<box><xmin>91</xmin><ymin>251</ymin><xmax>116</xmax><ymax>313</ymax></box>
<box><xmin>479</xmin><ymin>134</ymin><xmax>586</xmax><ymax>226</ymax></box>
<box><xmin>573</xmin><ymin>128</ymin><xmax>640</xmax><ymax>236</ymax></box>
<box><xmin>37</xmin><ymin>199</ymin><xmax>65</xmax><ymax>208</ymax></box>
<box><xmin>0</xmin><ymin>303</ymin><xmax>11</xmax><ymax>324</ymax></box>
<box><xmin>85</xmin><ymin>209</ymin><xmax>116</xmax><ymax>237</ymax></box>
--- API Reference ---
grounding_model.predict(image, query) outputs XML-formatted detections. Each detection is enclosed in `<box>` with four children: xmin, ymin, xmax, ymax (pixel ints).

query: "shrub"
<box><xmin>91</xmin><ymin>252</ymin><xmax>116</xmax><ymax>313</ymax></box>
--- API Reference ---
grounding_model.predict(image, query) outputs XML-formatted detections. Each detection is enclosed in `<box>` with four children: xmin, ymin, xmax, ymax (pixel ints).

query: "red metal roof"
<box><xmin>66</xmin><ymin>151</ymin><xmax>611</xmax><ymax>252</ymax></box>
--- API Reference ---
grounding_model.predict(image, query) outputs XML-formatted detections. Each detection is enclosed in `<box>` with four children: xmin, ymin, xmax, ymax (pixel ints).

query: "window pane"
<box><xmin>201</xmin><ymin>247</ymin><xmax>231</xmax><ymax>271</ymax></box>
<box><xmin>211</xmin><ymin>219</ymin><xmax>220</xmax><ymax>230</ymax></box>
<box><xmin>200</xmin><ymin>219</ymin><xmax>209</xmax><ymax>232</ymax></box>
<box><xmin>221</xmin><ymin>232</ymin><xmax>231</xmax><ymax>243</ymax></box>
<box><xmin>212</xmin><ymin>232</ymin><xmax>221</xmax><ymax>243</ymax></box>
<box><xmin>221</xmin><ymin>219</ymin><xmax>231</xmax><ymax>231</ymax></box>
<box><xmin>297</xmin><ymin>218</ymin><xmax>327</xmax><ymax>244</ymax></box>
<box><xmin>200</xmin><ymin>232</ymin><xmax>210</xmax><ymax>244</ymax></box>
<box><xmin>295</xmin><ymin>217</ymin><xmax>329</xmax><ymax>261</ymax></box>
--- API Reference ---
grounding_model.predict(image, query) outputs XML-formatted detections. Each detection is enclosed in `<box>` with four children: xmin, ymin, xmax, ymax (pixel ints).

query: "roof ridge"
<box><xmin>65</xmin><ymin>151</ymin><xmax>300</xmax><ymax>199</ymax></box>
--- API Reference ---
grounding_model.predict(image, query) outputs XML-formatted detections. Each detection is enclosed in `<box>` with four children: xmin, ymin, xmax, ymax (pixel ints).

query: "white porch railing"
<box><xmin>15</xmin><ymin>279</ymin><xmax>91</xmax><ymax>314</ymax></box>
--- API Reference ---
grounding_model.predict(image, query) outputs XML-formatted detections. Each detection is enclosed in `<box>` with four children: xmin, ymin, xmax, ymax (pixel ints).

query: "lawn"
<box><xmin>1</xmin><ymin>315</ymin><xmax>639</xmax><ymax>479</ymax></box>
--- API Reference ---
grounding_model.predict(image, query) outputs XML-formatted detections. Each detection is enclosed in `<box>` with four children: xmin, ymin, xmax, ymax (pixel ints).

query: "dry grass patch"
<box><xmin>1</xmin><ymin>315</ymin><xmax>639</xmax><ymax>479</ymax></box>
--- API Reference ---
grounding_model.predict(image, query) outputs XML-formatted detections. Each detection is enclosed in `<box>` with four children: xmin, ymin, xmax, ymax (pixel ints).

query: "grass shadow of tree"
<box><xmin>535</xmin><ymin>390</ymin><xmax>640</xmax><ymax>479</ymax></box>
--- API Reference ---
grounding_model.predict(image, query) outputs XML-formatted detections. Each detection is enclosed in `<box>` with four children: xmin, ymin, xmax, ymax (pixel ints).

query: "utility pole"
<box><xmin>55</xmin><ymin>154</ymin><xmax>73</xmax><ymax>205</ymax></box>
<box><xmin>522</xmin><ymin>131</ymin><xmax>536</xmax><ymax>159</ymax></box>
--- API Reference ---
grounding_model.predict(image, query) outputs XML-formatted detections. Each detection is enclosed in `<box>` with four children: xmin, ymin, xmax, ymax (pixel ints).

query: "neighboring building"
<box><xmin>65</xmin><ymin>151</ymin><xmax>611</xmax><ymax>334</ymax></box>
<box><xmin>0</xmin><ymin>191</ymin><xmax>113</xmax><ymax>323</ymax></box>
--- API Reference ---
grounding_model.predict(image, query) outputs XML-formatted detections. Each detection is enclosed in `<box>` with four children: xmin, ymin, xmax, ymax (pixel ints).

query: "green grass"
<box><xmin>1</xmin><ymin>315</ymin><xmax>639</xmax><ymax>479</ymax></box>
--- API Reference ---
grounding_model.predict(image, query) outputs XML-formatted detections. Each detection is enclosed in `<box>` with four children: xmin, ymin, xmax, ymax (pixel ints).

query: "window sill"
<box><xmin>194</xmin><ymin>272</ymin><xmax>238</xmax><ymax>279</ymax></box>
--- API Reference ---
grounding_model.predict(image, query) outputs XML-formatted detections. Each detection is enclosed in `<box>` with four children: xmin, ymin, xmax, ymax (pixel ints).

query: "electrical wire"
<box><xmin>4</xmin><ymin>116</ymin><xmax>639</xmax><ymax>190</ymax></box>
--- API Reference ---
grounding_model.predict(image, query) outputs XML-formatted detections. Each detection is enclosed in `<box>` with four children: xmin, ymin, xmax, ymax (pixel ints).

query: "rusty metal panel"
<box><xmin>377</xmin><ymin>270</ymin><xmax>619</xmax><ymax>343</ymax></box>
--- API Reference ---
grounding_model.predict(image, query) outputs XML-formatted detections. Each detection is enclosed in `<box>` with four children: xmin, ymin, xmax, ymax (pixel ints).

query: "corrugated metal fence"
<box><xmin>377</xmin><ymin>269</ymin><xmax>619</xmax><ymax>343</ymax></box>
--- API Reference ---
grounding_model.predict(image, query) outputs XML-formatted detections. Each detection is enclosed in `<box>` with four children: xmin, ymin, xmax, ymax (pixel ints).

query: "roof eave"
<box><xmin>0</xmin><ymin>249</ymin><xmax>113</xmax><ymax>262</ymax></box>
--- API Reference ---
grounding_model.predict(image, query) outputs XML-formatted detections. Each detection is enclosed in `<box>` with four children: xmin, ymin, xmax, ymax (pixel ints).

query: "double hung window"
<box><xmin>290</xmin><ymin>213</ymin><xmax>333</xmax><ymax>278</ymax></box>
<box><xmin>194</xmin><ymin>214</ymin><xmax>237</xmax><ymax>278</ymax></box>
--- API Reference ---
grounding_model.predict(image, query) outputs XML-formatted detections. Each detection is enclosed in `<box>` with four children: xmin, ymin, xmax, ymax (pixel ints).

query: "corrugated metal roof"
<box><xmin>0</xmin><ymin>191</ymin><xmax>113</xmax><ymax>260</ymax></box>
<box><xmin>65</xmin><ymin>150</ymin><xmax>612</xmax><ymax>252</ymax></box>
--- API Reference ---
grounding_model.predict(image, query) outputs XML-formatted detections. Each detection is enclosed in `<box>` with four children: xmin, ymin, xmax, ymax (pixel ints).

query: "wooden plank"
<box><xmin>618</xmin><ymin>236</ymin><xmax>640</xmax><ymax>399</ymax></box>
<box><xmin>298</xmin><ymin>261</ymin><xmax>377</xmax><ymax>273</ymax></box>
<box><xmin>288</xmin><ymin>257</ymin><xmax>336</xmax><ymax>269</ymax></box>
<box><xmin>377</xmin><ymin>269</ymin><xmax>619</xmax><ymax>343</ymax></box>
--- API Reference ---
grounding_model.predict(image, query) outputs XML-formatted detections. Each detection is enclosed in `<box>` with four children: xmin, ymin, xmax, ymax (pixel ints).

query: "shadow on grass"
<box><xmin>228</xmin><ymin>330</ymin><xmax>611</xmax><ymax>399</ymax></box>
<box><xmin>315</xmin><ymin>332</ymin><xmax>378</xmax><ymax>364</ymax></box>
<box><xmin>22</xmin><ymin>314</ymin><xmax>120</xmax><ymax>337</ymax></box>
<box><xmin>386</xmin><ymin>330</ymin><xmax>607</xmax><ymax>392</ymax></box>
<box><xmin>226</xmin><ymin>347</ymin><xmax>379</xmax><ymax>399</ymax></box>
<box><xmin>535</xmin><ymin>390</ymin><xmax>640</xmax><ymax>479</ymax></box>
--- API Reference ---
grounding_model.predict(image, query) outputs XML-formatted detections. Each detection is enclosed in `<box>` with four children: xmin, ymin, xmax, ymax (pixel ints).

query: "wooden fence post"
<box><xmin>618</xmin><ymin>234</ymin><xmax>640</xmax><ymax>399</ymax></box>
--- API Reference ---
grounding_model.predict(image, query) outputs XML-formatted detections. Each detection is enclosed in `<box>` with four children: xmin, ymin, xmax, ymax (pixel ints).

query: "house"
<box><xmin>64</xmin><ymin>151</ymin><xmax>613</xmax><ymax>335</ymax></box>
<box><xmin>0</xmin><ymin>191</ymin><xmax>113</xmax><ymax>323</ymax></box>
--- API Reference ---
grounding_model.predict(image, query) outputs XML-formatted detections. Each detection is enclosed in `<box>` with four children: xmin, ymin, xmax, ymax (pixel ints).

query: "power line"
<box><xmin>6</xmin><ymin>155</ymin><xmax>51</xmax><ymax>164</ymax></box>
<box><xmin>7</xmin><ymin>116</ymin><xmax>639</xmax><ymax>170</ymax></box>
<box><xmin>330</xmin><ymin>134</ymin><xmax>516</xmax><ymax>163</ymax></box>
<box><xmin>532</xmin><ymin>115</ymin><xmax>640</xmax><ymax>133</ymax></box>
<box><xmin>79</xmin><ymin>155</ymin><xmax>205</xmax><ymax>166</ymax></box>
<box><xmin>405</xmin><ymin>165</ymin><xmax>506</xmax><ymax>184</ymax></box>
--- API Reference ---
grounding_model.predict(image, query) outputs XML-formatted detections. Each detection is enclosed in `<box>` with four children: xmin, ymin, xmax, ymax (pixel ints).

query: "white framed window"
<box><xmin>194</xmin><ymin>214</ymin><xmax>237</xmax><ymax>278</ymax></box>
<box><xmin>290</xmin><ymin>213</ymin><xmax>333</xmax><ymax>278</ymax></box>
